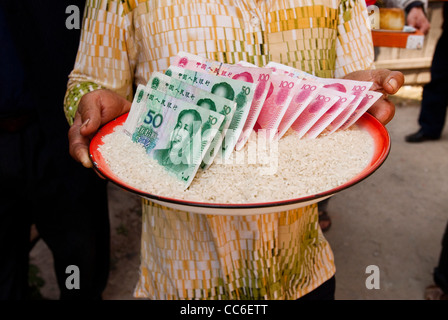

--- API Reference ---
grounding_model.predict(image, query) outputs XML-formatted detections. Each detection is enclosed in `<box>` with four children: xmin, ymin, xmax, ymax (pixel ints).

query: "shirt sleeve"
<box><xmin>63</xmin><ymin>0</ymin><xmax>137</xmax><ymax>125</ymax></box>
<box><xmin>335</xmin><ymin>0</ymin><xmax>375</xmax><ymax>78</ymax></box>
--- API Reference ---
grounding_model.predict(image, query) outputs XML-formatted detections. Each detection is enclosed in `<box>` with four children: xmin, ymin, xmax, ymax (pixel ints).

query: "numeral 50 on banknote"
<box><xmin>144</xmin><ymin>110</ymin><xmax>163</xmax><ymax>128</ymax></box>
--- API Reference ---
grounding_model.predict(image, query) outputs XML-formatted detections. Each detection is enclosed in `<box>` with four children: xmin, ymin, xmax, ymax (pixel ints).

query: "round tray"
<box><xmin>89</xmin><ymin>112</ymin><xmax>390</xmax><ymax>215</ymax></box>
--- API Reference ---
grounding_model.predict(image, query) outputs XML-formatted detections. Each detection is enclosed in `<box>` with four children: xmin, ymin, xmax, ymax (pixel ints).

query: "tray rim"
<box><xmin>89</xmin><ymin>112</ymin><xmax>390</xmax><ymax>215</ymax></box>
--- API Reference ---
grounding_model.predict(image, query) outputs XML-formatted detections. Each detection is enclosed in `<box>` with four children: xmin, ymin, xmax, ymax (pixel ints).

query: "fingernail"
<box><xmin>387</xmin><ymin>78</ymin><xmax>398</xmax><ymax>91</ymax></box>
<box><xmin>80</xmin><ymin>118</ymin><xmax>90</xmax><ymax>129</ymax></box>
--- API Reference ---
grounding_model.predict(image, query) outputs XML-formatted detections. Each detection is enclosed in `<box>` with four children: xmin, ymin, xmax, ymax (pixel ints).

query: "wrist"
<box><xmin>64</xmin><ymin>82</ymin><xmax>103</xmax><ymax>125</ymax></box>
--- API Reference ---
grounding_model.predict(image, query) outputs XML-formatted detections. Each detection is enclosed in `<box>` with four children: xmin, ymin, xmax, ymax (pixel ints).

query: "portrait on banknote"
<box><xmin>152</xmin><ymin>108</ymin><xmax>203</xmax><ymax>174</ymax></box>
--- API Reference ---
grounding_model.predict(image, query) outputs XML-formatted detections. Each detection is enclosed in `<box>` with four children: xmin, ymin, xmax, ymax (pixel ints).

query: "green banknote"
<box><xmin>125</xmin><ymin>87</ymin><xmax>224</xmax><ymax>189</ymax></box>
<box><xmin>165</xmin><ymin>66</ymin><xmax>256</xmax><ymax>159</ymax></box>
<box><xmin>146</xmin><ymin>72</ymin><xmax>237</xmax><ymax>169</ymax></box>
<box><xmin>122</xmin><ymin>84</ymin><xmax>150</xmax><ymax>137</ymax></box>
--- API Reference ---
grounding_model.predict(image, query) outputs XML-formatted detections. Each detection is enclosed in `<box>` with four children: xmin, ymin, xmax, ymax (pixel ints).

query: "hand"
<box><xmin>68</xmin><ymin>89</ymin><xmax>131</xmax><ymax>168</ymax></box>
<box><xmin>407</xmin><ymin>7</ymin><xmax>430</xmax><ymax>35</ymax></box>
<box><xmin>343</xmin><ymin>69</ymin><xmax>404</xmax><ymax>125</ymax></box>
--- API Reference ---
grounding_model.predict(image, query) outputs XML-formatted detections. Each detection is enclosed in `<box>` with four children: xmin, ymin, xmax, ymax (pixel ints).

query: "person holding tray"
<box><xmin>319</xmin><ymin>0</ymin><xmax>431</xmax><ymax>232</ymax></box>
<box><xmin>66</xmin><ymin>0</ymin><xmax>404</xmax><ymax>300</ymax></box>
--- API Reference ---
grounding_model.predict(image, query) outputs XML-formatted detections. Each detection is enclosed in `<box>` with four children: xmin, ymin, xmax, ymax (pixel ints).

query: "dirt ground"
<box><xmin>29</xmin><ymin>86</ymin><xmax>448</xmax><ymax>300</ymax></box>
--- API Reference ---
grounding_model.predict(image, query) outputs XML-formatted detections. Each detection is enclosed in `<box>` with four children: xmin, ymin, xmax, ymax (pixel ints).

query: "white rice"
<box><xmin>98</xmin><ymin>126</ymin><xmax>374</xmax><ymax>204</ymax></box>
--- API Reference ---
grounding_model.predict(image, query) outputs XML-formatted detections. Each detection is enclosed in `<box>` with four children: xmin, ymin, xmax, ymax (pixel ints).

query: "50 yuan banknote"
<box><xmin>123</xmin><ymin>85</ymin><xmax>224</xmax><ymax>188</ymax></box>
<box><xmin>146</xmin><ymin>71</ymin><xmax>237</xmax><ymax>169</ymax></box>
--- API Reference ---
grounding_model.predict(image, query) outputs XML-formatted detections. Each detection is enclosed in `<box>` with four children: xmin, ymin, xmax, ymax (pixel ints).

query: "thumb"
<box><xmin>371</xmin><ymin>69</ymin><xmax>404</xmax><ymax>95</ymax></box>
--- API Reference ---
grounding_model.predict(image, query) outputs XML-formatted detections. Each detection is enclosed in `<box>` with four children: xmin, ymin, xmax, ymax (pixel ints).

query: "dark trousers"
<box><xmin>297</xmin><ymin>276</ymin><xmax>336</xmax><ymax>300</ymax></box>
<box><xmin>0</xmin><ymin>120</ymin><xmax>110</xmax><ymax>300</ymax></box>
<box><xmin>318</xmin><ymin>198</ymin><xmax>329</xmax><ymax>212</ymax></box>
<box><xmin>418</xmin><ymin>28</ymin><xmax>448</xmax><ymax>137</ymax></box>
<box><xmin>434</xmin><ymin>221</ymin><xmax>448</xmax><ymax>294</ymax></box>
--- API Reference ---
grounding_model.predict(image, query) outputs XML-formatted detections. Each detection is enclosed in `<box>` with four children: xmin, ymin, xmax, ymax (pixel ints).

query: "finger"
<box><xmin>78</xmin><ymin>91</ymin><xmax>103</xmax><ymax>137</ymax></box>
<box><xmin>367</xmin><ymin>99</ymin><xmax>396</xmax><ymax>125</ymax></box>
<box><xmin>420</xmin><ymin>22</ymin><xmax>430</xmax><ymax>35</ymax></box>
<box><xmin>411</xmin><ymin>20</ymin><xmax>430</xmax><ymax>35</ymax></box>
<box><xmin>372</xmin><ymin>69</ymin><xmax>404</xmax><ymax>95</ymax></box>
<box><xmin>68</xmin><ymin>113</ymin><xmax>93</xmax><ymax>168</ymax></box>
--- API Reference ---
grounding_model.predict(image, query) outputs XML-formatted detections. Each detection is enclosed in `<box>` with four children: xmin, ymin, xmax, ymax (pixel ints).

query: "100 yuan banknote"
<box><xmin>338</xmin><ymin>90</ymin><xmax>383</xmax><ymax>130</ymax></box>
<box><xmin>146</xmin><ymin>71</ymin><xmax>237</xmax><ymax>169</ymax></box>
<box><xmin>276</xmin><ymin>79</ymin><xmax>323</xmax><ymax>139</ymax></box>
<box><xmin>319</xmin><ymin>78</ymin><xmax>373</xmax><ymax>133</ymax></box>
<box><xmin>265</xmin><ymin>61</ymin><xmax>318</xmax><ymax>80</ymax></box>
<box><xmin>254</xmin><ymin>73</ymin><xmax>302</xmax><ymax>140</ymax></box>
<box><xmin>304</xmin><ymin>91</ymin><xmax>356</xmax><ymax>139</ymax></box>
<box><xmin>125</xmin><ymin>87</ymin><xmax>224</xmax><ymax>189</ymax></box>
<box><xmin>289</xmin><ymin>87</ymin><xmax>340</xmax><ymax>139</ymax></box>
<box><xmin>264</xmin><ymin>62</ymin><xmax>326</xmax><ymax>138</ymax></box>
<box><xmin>165</xmin><ymin>65</ymin><xmax>256</xmax><ymax>159</ymax></box>
<box><xmin>265</xmin><ymin>62</ymin><xmax>375</xmax><ymax>135</ymax></box>
<box><xmin>173</xmin><ymin>52</ymin><xmax>271</xmax><ymax>151</ymax></box>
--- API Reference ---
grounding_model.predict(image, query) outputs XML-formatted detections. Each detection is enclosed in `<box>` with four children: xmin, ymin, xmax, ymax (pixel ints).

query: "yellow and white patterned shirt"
<box><xmin>64</xmin><ymin>0</ymin><xmax>374</xmax><ymax>299</ymax></box>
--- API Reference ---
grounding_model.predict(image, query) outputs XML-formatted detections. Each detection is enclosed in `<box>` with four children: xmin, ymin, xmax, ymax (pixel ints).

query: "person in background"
<box><xmin>384</xmin><ymin>0</ymin><xmax>448</xmax><ymax>301</ymax></box>
<box><xmin>384</xmin><ymin>0</ymin><xmax>430</xmax><ymax>34</ymax></box>
<box><xmin>0</xmin><ymin>1</ymin><xmax>110</xmax><ymax>300</ymax></box>
<box><xmin>405</xmin><ymin>1</ymin><xmax>447</xmax><ymax>142</ymax></box>
<box><xmin>66</xmin><ymin>0</ymin><xmax>403</xmax><ymax>300</ymax></box>
<box><xmin>319</xmin><ymin>0</ymin><xmax>431</xmax><ymax>232</ymax></box>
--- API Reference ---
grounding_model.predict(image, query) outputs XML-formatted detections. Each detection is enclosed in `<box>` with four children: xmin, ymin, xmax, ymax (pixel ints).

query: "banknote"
<box><xmin>146</xmin><ymin>72</ymin><xmax>237</xmax><ymax>169</ymax></box>
<box><xmin>172</xmin><ymin>51</ymin><xmax>222</xmax><ymax>75</ymax></box>
<box><xmin>289</xmin><ymin>87</ymin><xmax>340</xmax><ymax>139</ymax></box>
<box><xmin>173</xmin><ymin>52</ymin><xmax>271</xmax><ymax>151</ymax></box>
<box><xmin>338</xmin><ymin>90</ymin><xmax>383</xmax><ymax>130</ymax></box>
<box><xmin>165</xmin><ymin>65</ymin><xmax>256</xmax><ymax>159</ymax></box>
<box><xmin>254</xmin><ymin>73</ymin><xmax>302</xmax><ymax>140</ymax></box>
<box><xmin>304</xmin><ymin>91</ymin><xmax>356</xmax><ymax>139</ymax></box>
<box><xmin>319</xmin><ymin>78</ymin><xmax>373</xmax><ymax>133</ymax></box>
<box><xmin>224</xmin><ymin>60</ymin><xmax>272</xmax><ymax>150</ymax></box>
<box><xmin>265</xmin><ymin>61</ymin><xmax>318</xmax><ymax>80</ymax></box>
<box><xmin>276</xmin><ymin>78</ymin><xmax>323</xmax><ymax>139</ymax></box>
<box><xmin>265</xmin><ymin>62</ymin><xmax>377</xmax><ymax>134</ymax></box>
<box><xmin>127</xmin><ymin>87</ymin><xmax>224</xmax><ymax>189</ymax></box>
<box><xmin>122</xmin><ymin>84</ymin><xmax>151</xmax><ymax>137</ymax></box>
<box><xmin>264</xmin><ymin>62</ymin><xmax>328</xmax><ymax>138</ymax></box>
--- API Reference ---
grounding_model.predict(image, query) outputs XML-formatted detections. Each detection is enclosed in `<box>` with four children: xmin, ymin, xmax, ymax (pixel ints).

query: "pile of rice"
<box><xmin>98</xmin><ymin>126</ymin><xmax>374</xmax><ymax>203</ymax></box>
